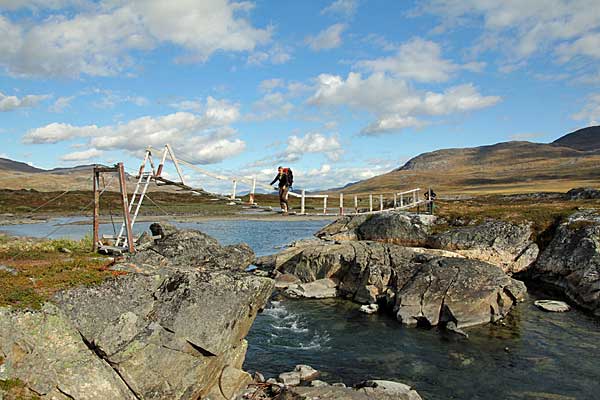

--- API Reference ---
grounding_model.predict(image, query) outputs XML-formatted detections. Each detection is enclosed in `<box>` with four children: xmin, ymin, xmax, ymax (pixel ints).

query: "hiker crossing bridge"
<box><xmin>92</xmin><ymin>144</ymin><xmax>432</xmax><ymax>252</ymax></box>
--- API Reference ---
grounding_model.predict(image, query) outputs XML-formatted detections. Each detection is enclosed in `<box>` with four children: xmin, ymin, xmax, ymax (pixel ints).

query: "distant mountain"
<box><xmin>0</xmin><ymin>158</ymin><xmax>44</xmax><ymax>173</ymax></box>
<box><xmin>48</xmin><ymin>164</ymin><xmax>96</xmax><ymax>175</ymax></box>
<box><xmin>552</xmin><ymin>125</ymin><xmax>600</xmax><ymax>151</ymax></box>
<box><xmin>331</xmin><ymin>126</ymin><xmax>600</xmax><ymax>195</ymax></box>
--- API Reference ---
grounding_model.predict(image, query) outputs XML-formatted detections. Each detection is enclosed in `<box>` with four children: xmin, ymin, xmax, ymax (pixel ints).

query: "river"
<box><xmin>2</xmin><ymin>218</ymin><xmax>599</xmax><ymax>400</ymax></box>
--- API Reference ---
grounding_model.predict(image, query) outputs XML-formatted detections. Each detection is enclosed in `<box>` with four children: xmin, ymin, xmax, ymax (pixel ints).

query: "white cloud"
<box><xmin>24</xmin><ymin>97</ymin><xmax>245</xmax><ymax>164</ymax></box>
<box><xmin>321</xmin><ymin>0</ymin><xmax>358</xmax><ymax>17</ymax></box>
<box><xmin>417</xmin><ymin>0</ymin><xmax>600</xmax><ymax>67</ymax></box>
<box><xmin>91</xmin><ymin>89</ymin><xmax>149</xmax><ymax>109</ymax></box>
<box><xmin>286</xmin><ymin>132</ymin><xmax>343</xmax><ymax>161</ymax></box>
<box><xmin>357</xmin><ymin>38</ymin><xmax>484</xmax><ymax>83</ymax></box>
<box><xmin>0</xmin><ymin>0</ymin><xmax>271</xmax><ymax>77</ymax></box>
<box><xmin>247</xmin><ymin>44</ymin><xmax>292</xmax><ymax>66</ymax></box>
<box><xmin>306</xmin><ymin>23</ymin><xmax>346</xmax><ymax>51</ymax></box>
<box><xmin>0</xmin><ymin>0</ymin><xmax>89</xmax><ymax>10</ymax></box>
<box><xmin>60</xmin><ymin>147</ymin><xmax>103</xmax><ymax>162</ymax></box>
<box><xmin>0</xmin><ymin>91</ymin><xmax>49</xmax><ymax>111</ymax></box>
<box><xmin>308</xmin><ymin>72</ymin><xmax>501</xmax><ymax>135</ymax></box>
<box><xmin>557</xmin><ymin>32</ymin><xmax>600</xmax><ymax>62</ymax></box>
<box><xmin>168</xmin><ymin>99</ymin><xmax>203</xmax><ymax>112</ymax></box>
<box><xmin>572</xmin><ymin>94</ymin><xmax>600</xmax><ymax>124</ymax></box>
<box><xmin>259</xmin><ymin>78</ymin><xmax>285</xmax><ymax>92</ymax></box>
<box><xmin>509</xmin><ymin>132</ymin><xmax>546</xmax><ymax>141</ymax></box>
<box><xmin>247</xmin><ymin>92</ymin><xmax>294</xmax><ymax>121</ymax></box>
<box><xmin>49</xmin><ymin>96</ymin><xmax>75</xmax><ymax>113</ymax></box>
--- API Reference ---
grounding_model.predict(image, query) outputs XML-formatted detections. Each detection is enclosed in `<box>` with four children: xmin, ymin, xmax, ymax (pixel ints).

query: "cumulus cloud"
<box><xmin>24</xmin><ymin>97</ymin><xmax>245</xmax><ymax>164</ymax></box>
<box><xmin>0</xmin><ymin>0</ymin><xmax>271</xmax><ymax>77</ymax></box>
<box><xmin>357</xmin><ymin>38</ymin><xmax>485</xmax><ymax>83</ymax></box>
<box><xmin>49</xmin><ymin>96</ymin><xmax>75</xmax><ymax>113</ymax></box>
<box><xmin>60</xmin><ymin>147</ymin><xmax>103</xmax><ymax>162</ymax></box>
<box><xmin>0</xmin><ymin>91</ymin><xmax>49</xmax><ymax>111</ymax></box>
<box><xmin>247</xmin><ymin>92</ymin><xmax>294</xmax><ymax>121</ymax></box>
<box><xmin>285</xmin><ymin>132</ymin><xmax>343</xmax><ymax>161</ymax></box>
<box><xmin>247</xmin><ymin>44</ymin><xmax>292</xmax><ymax>66</ymax></box>
<box><xmin>306</xmin><ymin>23</ymin><xmax>346</xmax><ymax>51</ymax></box>
<box><xmin>416</xmin><ymin>0</ymin><xmax>600</xmax><ymax>67</ymax></box>
<box><xmin>308</xmin><ymin>72</ymin><xmax>500</xmax><ymax>135</ymax></box>
<box><xmin>572</xmin><ymin>94</ymin><xmax>600</xmax><ymax>125</ymax></box>
<box><xmin>321</xmin><ymin>0</ymin><xmax>358</xmax><ymax>17</ymax></box>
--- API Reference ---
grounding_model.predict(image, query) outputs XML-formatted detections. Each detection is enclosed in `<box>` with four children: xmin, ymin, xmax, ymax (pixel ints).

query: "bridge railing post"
<box><xmin>400</xmin><ymin>193</ymin><xmax>404</xmax><ymax>207</ymax></box>
<box><xmin>323</xmin><ymin>196</ymin><xmax>327</xmax><ymax>214</ymax></box>
<box><xmin>354</xmin><ymin>195</ymin><xmax>358</xmax><ymax>214</ymax></box>
<box><xmin>369</xmin><ymin>194</ymin><xmax>373</xmax><ymax>212</ymax></box>
<box><xmin>301</xmin><ymin>190</ymin><xmax>306</xmax><ymax>215</ymax></box>
<box><xmin>339</xmin><ymin>193</ymin><xmax>344</xmax><ymax>215</ymax></box>
<box><xmin>379</xmin><ymin>194</ymin><xmax>383</xmax><ymax>211</ymax></box>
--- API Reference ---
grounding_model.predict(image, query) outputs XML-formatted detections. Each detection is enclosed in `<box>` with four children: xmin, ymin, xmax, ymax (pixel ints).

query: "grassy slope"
<box><xmin>332</xmin><ymin>142</ymin><xmax>600</xmax><ymax>195</ymax></box>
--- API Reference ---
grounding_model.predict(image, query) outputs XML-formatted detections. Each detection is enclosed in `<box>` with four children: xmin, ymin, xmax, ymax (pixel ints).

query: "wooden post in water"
<box><xmin>117</xmin><ymin>162</ymin><xmax>135</xmax><ymax>253</ymax></box>
<box><xmin>339</xmin><ymin>193</ymin><xmax>344</xmax><ymax>215</ymax></box>
<box><xmin>369</xmin><ymin>194</ymin><xmax>373</xmax><ymax>212</ymax></box>
<box><xmin>300</xmin><ymin>190</ymin><xmax>306</xmax><ymax>215</ymax></box>
<box><xmin>92</xmin><ymin>167</ymin><xmax>100</xmax><ymax>252</ymax></box>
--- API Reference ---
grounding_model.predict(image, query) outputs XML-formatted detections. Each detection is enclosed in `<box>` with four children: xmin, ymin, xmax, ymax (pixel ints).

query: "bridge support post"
<box><xmin>379</xmin><ymin>194</ymin><xmax>383</xmax><ymax>211</ymax></box>
<box><xmin>231</xmin><ymin>179</ymin><xmax>237</xmax><ymax>200</ymax></box>
<box><xmin>393</xmin><ymin>193</ymin><xmax>397</xmax><ymax>209</ymax></box>
<box><xmin>369</xmin><ymin>194</ymin><xmax>373</xmax><ymax>212</ymax></box>
<box><xmin>249</xmin><ymin>177</ymin><xmax>256</xmax><ymax>205</ymax></box>
<box><xmin>339</xmin><ymin>193</ymin><xmax>344</xmax><ymax>215</ymax></box>
<box><xmin>323</xmin><ymin>196</ymin><xmax>327</xmax><ymax>214</ymax></box>
<box><xmin>301</xmin><ymin>190</ymin><xmax>306</xmax><ymax>215</ymax></box>
<box><xmin>92</xmin><ymin>167</ymin><xmax>100</xmax><ymax>252</ymax></box>
<box><xmin>354</xmin><ymin>195</ymin><xmax>358</xmax><ymax>214</ymax></box>
<box><xmin>117</xmin><ymin>162</ymin><xmax>135</xmax><ymax>253</ymax></box>
<box><xmin>400</xmin><ymin>193</ymin><xmax>404</xmax><ymax>208</ymax></box>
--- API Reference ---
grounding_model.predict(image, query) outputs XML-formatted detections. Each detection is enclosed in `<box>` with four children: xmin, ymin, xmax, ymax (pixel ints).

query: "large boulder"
<box><xmin>129</xmin><ymin>223</ymin><xmax>255</xmax><ymax>270</ymax></box>
<box><xmin>0</xmin><ymin>225</ymin><xmax>274</xmax><ymax>400</ymax></box>
<box><xmin>315</xmin><ymin>212</ymin><xmax>435</xmax><ymax>245</ymax></box>
<box><xmin>271</xmin><ymin>241</ymin><xmax>526</xmax><ymax>329</ymax></box>
<box><xmin>429</xmin><ymin>220</ymin><xmax>539</xmax><ymax>274</ymax></box>
<box><xmin>0</xmin><ymin>304</ymin><xmax>137</xmax><ymax>399</ymax></box>
<box><xmin>531</xmin><ymin>211</ymin><xmax>600</xmax><ymax>316</ymax></box>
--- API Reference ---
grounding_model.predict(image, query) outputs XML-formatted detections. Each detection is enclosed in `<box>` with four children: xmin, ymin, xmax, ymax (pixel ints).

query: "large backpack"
<box><xmin>283</xmin><ymin>167</ymin><xmax>294</xmax><ymax>187</ymax></box>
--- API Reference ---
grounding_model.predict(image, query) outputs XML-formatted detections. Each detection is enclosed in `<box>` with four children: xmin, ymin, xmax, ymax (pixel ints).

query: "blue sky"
<box><xmin>1</xmin><ymin>0</ymin><xmax>600</xmax><ymax>192</ymax></box>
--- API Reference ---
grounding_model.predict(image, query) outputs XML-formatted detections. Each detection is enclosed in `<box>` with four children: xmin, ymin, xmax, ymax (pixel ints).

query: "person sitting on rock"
<box><xmin>270</xmin><ymin>166</ymin><xmax>291</xmax><ymax>214</ymax></box>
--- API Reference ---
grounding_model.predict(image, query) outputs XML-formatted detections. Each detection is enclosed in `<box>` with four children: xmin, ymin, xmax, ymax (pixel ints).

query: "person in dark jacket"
<box><xmin>270</xmin><ymin>166</ymin><xmax>290</xmax><ymax>213</ymax></box>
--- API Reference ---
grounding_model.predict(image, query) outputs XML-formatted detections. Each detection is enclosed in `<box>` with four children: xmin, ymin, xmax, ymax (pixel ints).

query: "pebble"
<box><xmin>534</xmin><ymin>300</ymin><xmax>571</xmax><ymax>313</ymax></box>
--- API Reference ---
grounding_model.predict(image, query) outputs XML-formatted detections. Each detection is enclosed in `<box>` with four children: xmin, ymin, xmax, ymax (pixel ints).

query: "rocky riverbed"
<box><xmin>260</xmin><ymin>208</ymin><xmax>600</xmax><ymax>328</ymax></box>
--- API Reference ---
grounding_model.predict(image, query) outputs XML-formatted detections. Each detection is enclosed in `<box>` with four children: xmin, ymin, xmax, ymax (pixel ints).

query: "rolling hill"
<box><xmin>331</xmin><ymin>126</ymin><xmax>600</xmax><ymax>195</ymax></box>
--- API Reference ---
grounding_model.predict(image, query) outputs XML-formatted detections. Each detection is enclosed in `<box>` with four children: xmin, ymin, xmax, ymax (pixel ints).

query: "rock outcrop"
<box><xmin>316</xmin><ymin>212</ymin><xmax>435</xmax><ymax>245</ymax></box>
<box><xmin>315</xmin><ymin>211</ymin><xmax>538</xmax><ymax>274</ymax></box>
<box><xmin>129</xmin><ymin>222</ymin><xmax>255</xmax><ymax>270</ymax></box>
<box><xmin>262</xmin><ymin>240</ymin><xmax>526</xmax><ymax>329</ymax></box>
<box><xmin>0</xmin><ymin>225</ymin><xmax>273</xmax><ymax>400</ymax></box>
<box><xmin>531</xmin><ymin>211</ymin><xmax>600</xmax><ymax>316</ymax></box>
<box><xmin>429</xmin><ymin>220</ymin><xmax>539</xmax><ymax>274</ymax></box>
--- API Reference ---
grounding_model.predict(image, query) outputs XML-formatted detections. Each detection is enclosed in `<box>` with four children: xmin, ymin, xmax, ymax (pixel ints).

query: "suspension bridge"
<box><xmin>87</xmin><ymin>144</ymin><xmax>432</xmax><ymax>253</ymax></box>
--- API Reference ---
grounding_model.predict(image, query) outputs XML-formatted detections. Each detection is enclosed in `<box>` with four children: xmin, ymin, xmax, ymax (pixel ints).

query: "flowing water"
<box><xmin>2</xmin><ymin>218</ymin><xmax>599</xmax><ymax>400</ymax></box>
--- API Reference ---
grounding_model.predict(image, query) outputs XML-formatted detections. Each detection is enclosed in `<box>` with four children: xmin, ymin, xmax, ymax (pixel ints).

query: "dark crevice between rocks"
<box><xmin>78</xmin><ymin>332</ymin><xmax>142</xmax><ymax>400</ymax></box>
<box><xmin>56</xmin><ymin>386</ymin><xmax>76</xmax><ymax>400</ymax></box>
<box><xmin>186</xmin><ymin>340</ymin><xmax>217</xmax><ymax>358</ymax></box>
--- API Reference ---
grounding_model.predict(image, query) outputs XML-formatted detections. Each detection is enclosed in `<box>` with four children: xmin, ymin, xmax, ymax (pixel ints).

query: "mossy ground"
<box><xmin>0</xmin><ymin>234</ymin><xmax>117</xmax><ymax>310</ymax></box>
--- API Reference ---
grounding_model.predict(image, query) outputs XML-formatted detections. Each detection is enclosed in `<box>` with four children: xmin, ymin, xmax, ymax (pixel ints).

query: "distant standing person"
<box><xmin>424</xmin><ymin>188</ymin><xmax>437</xmax><ymax>214</ymax></box>
<box><xmin>270</xmin><ymin>166</ymin><xmax>293</xmax><ymax>214</ymax></box>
